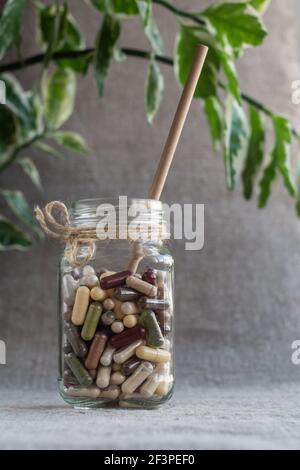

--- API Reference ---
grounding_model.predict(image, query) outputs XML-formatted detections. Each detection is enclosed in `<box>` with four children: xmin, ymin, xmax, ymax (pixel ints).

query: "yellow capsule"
<box><xmin>123</xmin><ymin>314</ymin><xmax>138</xmax><ymax>329</ymax></box>
<box><xmin>90</xmin><ymin>286</ymin><xmax>107</xmax><ymax>302</ymax></box>
<box><xmin>135</xmin><ymin>345</ymin><xmax>171</xmax><ymax>363</ymax></box>
<box><xmin>71</xmin><ymin>286</ymin><xmax>90</xmax><ymax>326</ymax></box>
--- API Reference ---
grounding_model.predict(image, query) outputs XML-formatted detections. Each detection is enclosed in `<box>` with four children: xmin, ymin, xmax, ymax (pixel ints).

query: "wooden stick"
<box><xmin>148</xmin><ymin>44</ymin><xmax>208</xmax><ymax>200</ymax></box>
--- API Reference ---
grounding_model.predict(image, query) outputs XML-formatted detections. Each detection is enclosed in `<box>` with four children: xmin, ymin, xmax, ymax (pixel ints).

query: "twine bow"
<box><xmin>34</xmin><ymin>201</ymin><xmax>96</xmax><ymax>266</ymax></box>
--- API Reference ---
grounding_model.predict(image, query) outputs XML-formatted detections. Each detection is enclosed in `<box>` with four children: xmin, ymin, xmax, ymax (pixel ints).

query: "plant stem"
<box><xmin>0</xmin><ymin>133</ymin><xmax>45</xmax><ymax>173</ymax></box>
<box><xmin>152</xmin><ymin>0</ymin><xmax>205</xmax><ymax>26</ymax></box>
<box><xmin>0</xmin><ymin>48</ymin><xmax>298</xmax><ymax>139</ymax></box>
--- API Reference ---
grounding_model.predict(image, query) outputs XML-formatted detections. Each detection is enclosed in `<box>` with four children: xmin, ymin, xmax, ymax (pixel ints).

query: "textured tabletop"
<box><xmin>1</xmin><ymin>385</ymin><xmax>300</xmax><ymax>450</ymax></box>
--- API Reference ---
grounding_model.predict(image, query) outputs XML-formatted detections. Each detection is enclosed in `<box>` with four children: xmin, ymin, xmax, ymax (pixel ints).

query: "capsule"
<box><xmin>96</xmin><ymin>365</ymin><xmax>111</xmax><ymax>389</ymax></box>
<box><xmin>90</xmin><ymin>286</ymin><xmax>108</xmax><ymax>302</ymax></box>
<box><xmin>126</xmin><ymin>276</ymin><xmax>157</xmax><ymax>298</ymax></box>
<box><xmin>142</xmin><ymin>268</ymin><xmax>156</xmax><ymax>285</ymax></box>
<box><xmin>110</xmin><ymin>325</ymin><xmax>145</xmax><ymax>349</ymax></box>
<box><xmin>140</xmin><ymin>364</ymin><xmax>167</xmax><ymax>398</ymax></box>
<box><xmin>123</xmin><ymin>314</ymin><xmax>138</xmax><ymax>329</ymax></box>
<box><xmin>79</xmin><ymin>274</ymin><xmax>99</xmax><ymax>289</ymax></box>
<box><xmin>64</xmin><ymin>386</ymin><xmax>100</xmax><ymax>398</ymax></box>
<box><xmin>113</xmin><ymin>339</ymin><xmax>143</xmax><ymax>364</ymax></box>
<box><xmin>82</xmin><ymin>265</ymin><xmax>95</xmax><ymax>276</ymax></box>
<box><xmin>100</xmin><ymin>270</ymin><xmax>132</xmax><ymax>290</ymax></box>
<box><xmin>140</xmin><ymin>310</ymin><xmax>164</xmax><ymax>348</ymax></box>
<box><xmin>111</xmin><ymin>320</ymin><xmax>124</xmax><ymax>334</ymax></box>
<box><xmin>62</xmin><ymin>274</ymin><xmax>78</xmax><ymax>306</ymax></box>
<box><xmin>121</xmin><ymin>361</ymin><xmax>154</xmax><ymax>394</ymax></box>
<box><xmin>99</xmin><ymin>384</ymin><xmax>120</xmax><ymax>400</ymax></box>
<box><xmin>65</xmin><ymin>321</ymin><xmax>88</xmax><ymax>358</ymax></box>
<box><xmin>84</xmin><ymin>332</ymin><xmax>107</xmax><ymax>370</ymax></box>
<box><xmin>65</xmin><ymin>353</ymin><xmax>93</xmax><ymax>386</ymax></box>
<box><xmin>120</xmin><ymin>302</ymin><xmax>139</xmax><ymax>316</ymax></box>
<box><xmin>71</xmin><ymin>286</ymin><xmax>90</xmax><ymax>326</ymax></box>
<box><xmin>113</xmin><ymin>287</ymin><xmax>140</xmax><ymax>302</ymax></box>
<box><xmin>101</xmin><ymin>310</ymin><xmax>115</xmax><ymax>326</ymax></box>
<box><xmin>103</xmin><ymin>298</ymin><xmax>115</xmax><ymax>311</ymax></box>
<box><xmin>63</xmin><ymin>369</ymin><xmax>78</xmax><ymax>387</ymax></box>
<box><xmin>81</xmin><ymin>302</ymin><xmax>103</xmax><ymax>341</ymax></box>
<box><xmin>100</xmin><ymin>344</ymin><xmax>116</xmax><ymax>366</ymax></box>
<box><xmin>121</xmin><ymin>357</ymin><xmax>141</xmax><ymax>377</ymax></box>
<box><xmin>138</xmin><ymin>297</ymin><xmax>170</xmax><ymax>310</ymax></box>
<box><xmin>110</xmin><ymin>371</ymin><xmax>126</xmax><ymax>385</ymax></box>
<box><xmin>136</xmin><ymin>345</ymin><xmax>170</xmax><ymax>363</ymax></box>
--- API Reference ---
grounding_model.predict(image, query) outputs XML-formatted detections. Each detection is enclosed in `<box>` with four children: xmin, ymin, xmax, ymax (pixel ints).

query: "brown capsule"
<box><xmin>84</xmin><ymin>332</ymin><xmax>108</xmax><ymax>370</ymax></box>
<box><xmin>110</xmin><ymin>325</ymin><xmax>146</xmax><ymax>349</ymax></box>
<box><xmin>121</xmin><ymin>357</ymin><xmax>141</xmax><ymax>376</ymax></box>
<box><xmin>64</xmin><ymin>321</ymin><xmax>88</xmax><ymax>358</ymax></box>
<box><xmin>100</xmin><ymin>270</ymin><xmax>132</xmax><ymax>290</ymax></box>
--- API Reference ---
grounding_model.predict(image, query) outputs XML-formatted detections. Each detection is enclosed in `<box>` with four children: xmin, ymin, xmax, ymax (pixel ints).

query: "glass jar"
<box><xmin>58</xmin><ymin>198</ymin><xmax>174</xmax><ymax>409</ymax></box>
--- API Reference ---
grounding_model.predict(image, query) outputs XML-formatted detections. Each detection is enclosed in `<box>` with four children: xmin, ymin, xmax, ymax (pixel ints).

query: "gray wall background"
<box><xmin>1</xmin><ymin>0</ymin><xmax>300</xmax><ymax>390</ymax></box>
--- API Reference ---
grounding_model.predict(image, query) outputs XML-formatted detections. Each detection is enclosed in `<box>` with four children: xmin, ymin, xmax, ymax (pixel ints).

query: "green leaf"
<box><xmin>94</xmin><ymin>14</ymin><xmax>121</xmax><ymax>96</ymax></box>
<box><xmin>18</xmin><ymin>157</ymin><xmax>42</xmax><ymax>190</ymax></box>
<box><xmin>42</xmin><ymin>68</ymin><xmax>76</xmax><ymax>130</ymax></box>
<box><xmin>249</xmin><ymin>0</ymin><xmax>271</xmax><ymax>13</ymax></box>
<box><xmin>50</xmin><ymin>131</ymin><xmax>90</xmax><ymax>154</ymax></box>
<box><xmin>204</xmin><ymin>96</ymin><xmax>223</xmax><ymax>152</ymax></box>
<box><xmin>224</xmin><ymin>96</ymin><xmax>249</xmax><ymax>191</ymax></box>
<box><xmin>0</xmin><ymin>0</ymin><xmax>26</xmax><ymax>59</ymax></box>
<box><xmin>219</xmin><ymin>52</ymin><xmax>241</xmax><ymax>104</ymax></box>
<box><xmin>0</xmin><ymin>189</ymin><xmax>42</xmax><ymax>238</ymax></box>
<box><xmin>175</xmin><ymin>25</ymin><xmax>220</xmax><ymax>99</ymax></box>
<box><xmin>145</xmin><ymin>60</ymin><xmax>164</xmax><ymax>125</ymax></box>
<box><xmin>34</xmin><ymin>141</ymin><xmax>63</xmax><ymax>158</ymax></box>
<box><xmin>200</xmin><ymin>2</ymin><xmax>267</xmax><ymax>55</ymax></box>
<box><xmin>137</xmin><ymin>0</ymin><xmax>163</xmax><ymax>54</ymax></box>
<box><xmin>88</xmin><ymin>0</ymin><xmax>139</xmax><ymax>16</ymax></box>
<box><xmin>259</xmin><ymin>116</ymin><xmax>295</xmax><ymax>207</ymax></box>
<box><xmin>242</xmin><ymin>106</ymin><xmax>265</xmax><ymax>199</ymax></box>
<box><xmin>0</xmin><ymin>105</ymin><xmax>18</xmax><ymax>156</ymax></box>
<box><xmin>0</xmin><ymin>216</ymin><xmax>32</xmax><ymax>250</ymax></box>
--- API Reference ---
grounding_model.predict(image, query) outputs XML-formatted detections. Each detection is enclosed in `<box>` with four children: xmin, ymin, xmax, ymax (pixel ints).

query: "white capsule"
<box><xmin>62</xmin><ymin>274</ymin><xmax>78</xmax><ymax>306</ymax></box>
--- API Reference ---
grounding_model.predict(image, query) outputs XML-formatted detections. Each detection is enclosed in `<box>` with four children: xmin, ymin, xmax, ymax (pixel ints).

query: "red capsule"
<box><xmin>100</xmin><ymin>270</ymin><xmax>132</xmax><ymax>290</ymax></box>
<box><xmin>142</xmin><ymin>268</ymin><xmax>156</xmax><ymax>285</ymax></box>
<box><xmin>110</xmin><ymin>325</ymin><xmax>146</xmax><ymax>349</ymax></box>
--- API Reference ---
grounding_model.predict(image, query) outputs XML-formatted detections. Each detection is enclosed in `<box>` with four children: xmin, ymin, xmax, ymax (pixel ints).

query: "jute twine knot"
<box><xmin>34</xmin><ymin>201</ymin><xmax>96</xmax><ymax>266</ymax></box>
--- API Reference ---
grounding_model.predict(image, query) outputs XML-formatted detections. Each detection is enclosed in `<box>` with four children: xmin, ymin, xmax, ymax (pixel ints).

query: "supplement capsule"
<box><xmin>65</xmin><ymin>385</ymin><xmax>100</xmax><ymax>398</ymax></box>
<box><xmin>121</xmin><ymin>357</ymin><xmax>141</xmax><ymax>376</ymax></box>
<box><xmin>113</xmin><ymin>287</ymin><xmax>140</xmax><ymax>302</ymax></box>
<box><xmin>96</xmin><ymin>365</ymin><xmax>111</xmax><ymax>389</ymax></box>
<box><xmin>123</xmin><ymin>314</ymin><xmax>138</xmax><ymax>329</ymax></box>
<box><xmin>142</xmin><ymin>268</ymin><xmax>156</xmax><ymax>285</ymax></box>
<box><xmin>138</xmin><ymin>297</ymin><xmax>170</xmax><ymax>311</ymax></box>
<box><xmin>126</xmin><ymin>276</ymin><xmax>157</xmax><ymax>298</ymax></box>
<box><xmin>113</xmin><ymin>339</ymin><xmax>143</xmax><ymax>364</ymax></box>
<box><xmin>140</xmin><ymin>363</ymin><xmax>166</xmax><ymax>398</ymax></box>
<box><xmin>90</xmin><ymin>286</ymin><xmax>108</xmax><ymax>302</ymax></box>
<box><xmin>110</xmin><ymin>325</ymin><xmax>145</xmax><ymax>349</ymax></box>
<box><xmin>79</xmin><ymin>274</ymin><xmax>99</xmax><ymax>289</ymax></box>
<box><xmin>111</xmin><ymin>320</ymin><xmax>124</xmax><ymax>334</ymax></box>
<box><xmin>99</xmin><ymin>384</ymin><xmax>120</xmax><ymax>400</ymax></box>
<box><xmin>100</xmin><ymin>270</ymin><xmax>132</xmax><ymax>290</ymax></box>
<box><xmin>103</xmin><ymin>298</ymin><xmax>115</xmax><ymax>311</ymax></box>
<box><xmin>84</xmin><ymin>332</ymin><xmax>107</xmax><ymax>370</ymax></box>
<box><xmin>110</xmin><ymin>371</ymin><xmax>126</xmax><ymax>385</ymax></box>
<box><xmin>121</xmin><ymin>302</ymin><xmax>139</xmax><ymax>316</ymax></box>
<box><xmin>101</xmin><ymin>310</ymin><xmax>115</xmax><ymax>326</ymax></box>
<box><xmin>71</xmin><ymin>286</ymin><xmax>90</xmax><ymax>326</ymax></box>
<box><xmin>140</xmin><ymin>310</ymin><xmax>164</xmax><ymax>348</ymax></box>
<box><xmin>136</xmin><ymin>345</ymin><xmax>171</xmax><ymax>363</ymax></box>
<box><xmin>100</xmin><ymin>344</ymin><xmax>116</xmax><ymax>366</ymax></box>
<box><xmin>63</xmin><ymin>369</ymin><xmax>78</xmax><ymax>387</ymax></box>
<box><xmin>65</xmin><ymin>321</ymin><xmax>88</xmax><ymax>358</ymax></box>
<box><xmin>65</xmin><ymin>353</ymin><xmax>93</xmax><ymax>386</ymax></box>
<box><xmin>82</xmin><ymin>265</ymin><xmax>96</xmax><ymax>276</ymax></box>
<box><xmin>62</xmin><ymin>274</ymin><xmax>78</xmax><ymax>306</ymax></box>
<box><xmin>81</xmin><ymin>302</ymin><xmax>103</xmax><ymax>341</ymax></box>
<box><xmin>113</xmin><ymin>299</ymin><xmax>125</xmax><ymax>320</ymax></box>
<box><xmin>121</xmin><ymin>361</ymin><xmax>154</xmax><ymax>394</ymax></box>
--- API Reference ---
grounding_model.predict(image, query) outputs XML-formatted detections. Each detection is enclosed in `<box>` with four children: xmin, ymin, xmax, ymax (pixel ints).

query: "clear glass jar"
<box><xmin>58</xmin><ymin>198</ymin><xmax>174</xmax><ymax>409</ymax></box>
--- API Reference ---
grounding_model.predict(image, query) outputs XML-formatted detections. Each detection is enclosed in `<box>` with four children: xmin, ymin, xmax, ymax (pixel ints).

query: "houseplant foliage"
<box><xmin>0</xmin><ymin>0</ymin><xmax>298</xmax><ymax>250</ymax></box>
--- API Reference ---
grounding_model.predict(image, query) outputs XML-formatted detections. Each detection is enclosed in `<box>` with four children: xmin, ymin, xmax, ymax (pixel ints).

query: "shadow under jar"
<box><xmin>58</xmin><ymin>198</ymin><xmax>174</xmax><ymax>409</ymax></box>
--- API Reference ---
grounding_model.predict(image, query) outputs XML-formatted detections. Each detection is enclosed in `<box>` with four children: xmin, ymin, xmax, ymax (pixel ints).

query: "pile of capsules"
<box><xmin>61</xmin><ymin>262</ymin><xmax>173</xmax><ymax>407</ymax></box>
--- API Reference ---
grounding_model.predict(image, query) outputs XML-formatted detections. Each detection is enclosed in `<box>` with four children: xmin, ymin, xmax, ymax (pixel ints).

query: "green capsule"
<box><xmin>140</xmin><ymin>310</ymin><xmax>164</xmax><ymax>348</ymax></box>
<box><xmin>65</xmin><ymin>353</ymin><xmax>93</xmax><ymax>386</ymax></box>
<box><xmin>81</xmin><ymin>302</ymin><xmax>102</xmax><ymax>341</ymax></box>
